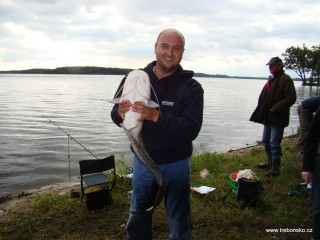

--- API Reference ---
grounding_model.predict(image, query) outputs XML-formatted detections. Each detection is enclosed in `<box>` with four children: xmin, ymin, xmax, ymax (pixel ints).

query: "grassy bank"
<box><xmin>0</xmin><ymin>138</ymin><xmax>312</xmax><ymax>240</ymax></box>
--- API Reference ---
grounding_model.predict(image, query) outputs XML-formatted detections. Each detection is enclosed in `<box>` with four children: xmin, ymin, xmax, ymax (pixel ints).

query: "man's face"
<box><xmin>269</xmin><ymin>64</ymin><xmax>282</xmax><ymax>74</ymax></box>
<box><xmin>154</xmin><ymin>31</ymin><xmax>184</xmax><ymax>74</ymax></box>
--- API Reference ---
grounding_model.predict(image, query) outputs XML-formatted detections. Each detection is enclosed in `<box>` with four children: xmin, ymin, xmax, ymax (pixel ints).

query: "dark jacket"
<box><xmin>302</xmin><ymin>107</ymin><xmax>320</xmax><ymax>172</ymax></box>
<box><xmin>301</xmin><ymin>96</ymin><xmax>320</xmax><ymax>113</ymax></box>
<box><xmin>111</xmin><ymin>61</ymin><xmax>204</xmax><ymax>164</ymax></box>
<box><xmin>250</xmin><ymin>71</ymin><xmax>296</xmax><ymax>128</ymax></box>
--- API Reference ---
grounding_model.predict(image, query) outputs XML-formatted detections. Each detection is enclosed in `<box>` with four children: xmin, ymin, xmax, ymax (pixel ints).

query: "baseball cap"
<box><xmin>266</xmin><ymin>57</ymin><xmax>283</xmax><ymax>65</ymax></box>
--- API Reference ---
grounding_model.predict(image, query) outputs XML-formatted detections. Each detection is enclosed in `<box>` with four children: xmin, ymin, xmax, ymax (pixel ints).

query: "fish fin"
<box><xmin>146</xmin><ymin>206</ymin><xmax>154</xmax><ymax>211</ymax></box>
<box><xmin>137</xmin><ymin>133</ymin><xmax>155</xmax><ymax>165</ymax></box>
<box><xmin>109</xmin><ymin>97</ymin><xmax>121</xmax><ymax>104</ymax></box>
<box><xmin>145</xmin><ymin>100</ymin><xmax>159</xmax><ymax>108</ymax></box>
<box><xmin>121</xmin><ymin>123</ymin><xmax>138</xmax><ymax>132</ymax></box>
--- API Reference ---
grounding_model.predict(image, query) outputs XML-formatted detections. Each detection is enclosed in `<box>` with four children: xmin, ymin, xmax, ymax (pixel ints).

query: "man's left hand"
<box><xmin>132</xmin><ymin>101</ymin><xmax>159</xmax><ymax>123</ymax></box>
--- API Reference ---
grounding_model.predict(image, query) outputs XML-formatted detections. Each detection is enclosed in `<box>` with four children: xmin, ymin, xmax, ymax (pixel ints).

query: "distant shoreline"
<box><xmin>0</xmin><ymin>66</ymin><xmax>267</xmax><ymax>80</ymax></box>
<box><xmin>0</xmin><ymin>67</ymin><xmax>307</xmax><ymax>82</ymax></box>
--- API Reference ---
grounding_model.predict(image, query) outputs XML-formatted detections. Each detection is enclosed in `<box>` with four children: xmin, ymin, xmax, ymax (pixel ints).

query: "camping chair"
<box><xmin>79</xmin><ymin>155</ymin><xmax>116</xmax><ymax>210</ymax></box>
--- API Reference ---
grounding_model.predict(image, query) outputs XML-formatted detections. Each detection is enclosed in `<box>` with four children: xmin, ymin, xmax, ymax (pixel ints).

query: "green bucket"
<box><xmin>230</xmin><ymin>173</ymin><xmax>238</xmax><ymax>195</ymax></box>
<box><xmin>70</xmin><ymin>191</ymin><xmax>80</xmax><ymax>199</ymax></box>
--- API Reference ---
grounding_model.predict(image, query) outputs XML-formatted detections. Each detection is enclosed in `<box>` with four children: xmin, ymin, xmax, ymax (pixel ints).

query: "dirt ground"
<box><xmin>0</xmin><ymin>182</ymin><xmax>80</xmax><ymax>222</ymax></box>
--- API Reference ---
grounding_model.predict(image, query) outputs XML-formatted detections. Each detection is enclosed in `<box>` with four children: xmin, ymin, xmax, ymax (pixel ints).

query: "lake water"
<box><xmin>0</xmin><ymin>74</ymin><xmax>318</xmax><ymax>197</ymax></box>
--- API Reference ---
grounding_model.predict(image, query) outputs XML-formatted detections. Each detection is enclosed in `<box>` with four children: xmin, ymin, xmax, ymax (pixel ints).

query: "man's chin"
<box><xmin>163</xmin><ymin>65</ymin><xmax>178</xmax><ymax>73</ymax></box>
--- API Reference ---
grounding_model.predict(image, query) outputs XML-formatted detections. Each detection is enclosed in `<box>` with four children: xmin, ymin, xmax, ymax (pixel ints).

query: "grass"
<box><xmin>0</xmin><ymin>138</ymin><xmax>312</xmax><ymax>240</ymax></box>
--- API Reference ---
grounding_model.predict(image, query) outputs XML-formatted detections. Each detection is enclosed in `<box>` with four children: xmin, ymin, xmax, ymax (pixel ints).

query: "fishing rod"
<box><xmin>35</xmin><ymin>109</ymin><xmax>100</xmax><ymax>180</ymax></box>
<box><xmin>36</xmin><ymin>109</ymin><xmax>100</xmax><ymax>159</ymax></box>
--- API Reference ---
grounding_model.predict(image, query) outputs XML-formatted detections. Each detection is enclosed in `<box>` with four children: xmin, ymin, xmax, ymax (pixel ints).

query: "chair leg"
<box><xmin>281</xmin><ymin>149</ymin><xmax>302</xmax><ymax>171</ymax></box>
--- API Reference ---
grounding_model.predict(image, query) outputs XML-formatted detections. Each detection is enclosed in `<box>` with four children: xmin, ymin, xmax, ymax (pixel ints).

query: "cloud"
<box><xmin>0</xmin><ymin>0</ymin><xmax>319</xmax><ymax>77</ymax></box>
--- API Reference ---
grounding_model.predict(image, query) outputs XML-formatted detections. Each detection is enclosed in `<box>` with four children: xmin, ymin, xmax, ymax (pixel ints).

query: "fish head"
<box><xmin>121</xmin><ymin>70</ymin><xmax>151</xmax><ymax>103</ymax></box>
<box><xmin>120</xmin><ymin>70</ymin><xmax>152</xmax><ymax>133</ymax></box>
<box><xmin>113</xmin><ymin>69</ymin><xmax>158</xmax><ymax>135</ymax></box>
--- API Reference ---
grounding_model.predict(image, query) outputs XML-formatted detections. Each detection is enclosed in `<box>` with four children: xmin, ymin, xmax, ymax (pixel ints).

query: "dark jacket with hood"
<box><xmin>250</xmin><ymin>70</ymin><xmax>296</xmax><ymax>128</ymax></box>
<box><xmin>302</xmin><ymin>107</ymin><xmax>320</xmax><ymax>172</ymax></box>
<box><xmin>111</xmin><ymin>61</ymin><xmax>204</xmax><ymax>164</ymax></box>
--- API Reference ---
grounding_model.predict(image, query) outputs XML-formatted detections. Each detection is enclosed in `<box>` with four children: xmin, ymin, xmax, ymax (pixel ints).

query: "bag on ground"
<box><xmin>236</xmin><ymin>177</ymin><xmax>262</xmax><ymax>207</ymax></box>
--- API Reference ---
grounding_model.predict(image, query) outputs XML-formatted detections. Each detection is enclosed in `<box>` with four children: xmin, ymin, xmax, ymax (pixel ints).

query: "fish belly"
<box><xmin>123</xmin><ymin>110</ymin><xmax>141</xmax><ymax>131</ymax></box>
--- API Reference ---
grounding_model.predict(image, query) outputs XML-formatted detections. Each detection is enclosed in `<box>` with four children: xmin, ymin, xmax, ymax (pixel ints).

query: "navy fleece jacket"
<box><xmin>111</xmin><ymin>61</ymin><xmax>204</xmax><ymax>164</ymax></box>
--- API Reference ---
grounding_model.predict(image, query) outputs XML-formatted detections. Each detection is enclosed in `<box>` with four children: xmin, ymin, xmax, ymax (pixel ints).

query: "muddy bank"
<box><xmin>0</xmin><ymin>182</ymin><xmax>80</xmax><ymax>222</ymax></box>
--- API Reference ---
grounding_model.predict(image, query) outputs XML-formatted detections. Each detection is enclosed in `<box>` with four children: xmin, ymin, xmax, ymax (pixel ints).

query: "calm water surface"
<box><xmin>0</xmin><ymin>74</ymin><xmax>318</xmax><ymax>197</ymax></box>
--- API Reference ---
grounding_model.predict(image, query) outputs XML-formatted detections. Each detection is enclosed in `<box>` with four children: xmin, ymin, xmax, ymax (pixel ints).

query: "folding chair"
<box><xmin>79</xmin><ymin>155</ymin><xmax>116</xmax><ymax>210</ymax></box>
<box><xmin>282</xmin><ymin>147</ymin><xmax>303</xmax><ymax>171</ymax></box>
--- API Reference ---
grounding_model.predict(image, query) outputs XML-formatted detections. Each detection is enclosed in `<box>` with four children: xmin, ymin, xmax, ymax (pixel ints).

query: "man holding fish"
<box><xmin>111</xmin><ymin>28</ymin><xmax>204</xmax><ymax>239</ymax></box>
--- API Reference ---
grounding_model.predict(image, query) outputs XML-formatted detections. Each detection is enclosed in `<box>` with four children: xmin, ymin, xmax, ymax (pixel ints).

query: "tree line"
<box><xmin>0</xmin><ymin>66</ymin><xmax>134</xmax><ymax>75</ymax></box>
<box><xmin>282</xmin><ymin>44</ymin><xmax>320</xmax><ymax>85</ymax></box>
<box><xmin>2</xmin><ymin>44</ymin><xmax>319</xmax><ymax>84</ymax></box>
<box><xmin>0</xmin><ymin>66</ymin><xmax>235</xmax><ymax>79</ymax></box>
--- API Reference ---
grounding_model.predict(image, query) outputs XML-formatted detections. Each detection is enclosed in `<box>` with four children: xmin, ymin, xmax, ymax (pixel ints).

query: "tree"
<box><xmin>282</xmin><ymin>44</ymin><xmax>311</xmax><ymax>85</ymax></box>
<box><xmin>310</xmin><ymin>45</ymin><xmax>320</xmax><ymax>84</ymax></box>
<box><xmin>282</xmin><ymin>44</ymin><xmax>320</xmax><ymax>85</ymax></box>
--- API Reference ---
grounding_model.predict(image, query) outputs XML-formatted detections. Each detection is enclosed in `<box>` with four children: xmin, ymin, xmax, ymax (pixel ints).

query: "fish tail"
<box><xmin>122</xmin><ymin>128</ymin><xmax>164</xmax><ymax>211</ymax></box>
<box><xmin>146</xmin><ymin>184</ymin><xmax>165</xmax><ymax>212</ymax></box>
<box><xmin>153</xmin><ymin>183</ymin><xmax>165</xmax><ymax>208</ymax></box>
<box><xmin>124</xmin><ymin>129</ymin><xmax>163</xmax><ymax>186</ymax></box>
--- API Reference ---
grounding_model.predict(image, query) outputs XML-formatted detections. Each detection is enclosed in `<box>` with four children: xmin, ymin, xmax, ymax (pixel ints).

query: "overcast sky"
<box><xmin>0</xmin><ymin>0</ymin><xmax>319</xmax><ymax>77</ymax></box>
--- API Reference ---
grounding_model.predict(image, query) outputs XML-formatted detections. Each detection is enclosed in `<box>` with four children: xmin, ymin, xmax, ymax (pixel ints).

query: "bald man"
<box><xmin>111</xmin><ymin>29</ymin><xmax>204</xmax><ymax>239</ymax></box>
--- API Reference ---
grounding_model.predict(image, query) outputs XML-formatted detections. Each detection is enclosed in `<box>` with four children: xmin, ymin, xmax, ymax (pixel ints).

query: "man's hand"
<box><xmin>132</xmin><ymin>101</ymin><xmax>160</xmax><ymax>123</ymax></box>
<box><xmin>118</xmin><ymin>100</ymin><xmax>131</xmax><ymax>120</ymax></box>
<box><xmin>302</xmin><ymin>171</ymin><xmax>312</xmax><ymax>182</ymax></box>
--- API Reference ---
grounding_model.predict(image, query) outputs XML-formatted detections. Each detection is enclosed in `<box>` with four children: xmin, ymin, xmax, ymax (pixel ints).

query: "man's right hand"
<box><xmin>118</xmin><ymin>100</ymin><xmax>131</xmax><ymax>120</ymax></box>
<box><xmin>302</xmin><ymin>171</ymin><xmax>312</xmax><ymax>183</ymax></box>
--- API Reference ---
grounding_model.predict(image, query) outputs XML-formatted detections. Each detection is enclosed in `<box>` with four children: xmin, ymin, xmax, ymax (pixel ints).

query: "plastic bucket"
<box><xmin>70</xmin><ymin>191</ymin><xmax>80</xmax><ymax>198</ymax></box>
<box><xmin>230</xmin><ymin>173</ymin><xmax>238</xmax><ymax>195</ymax></box>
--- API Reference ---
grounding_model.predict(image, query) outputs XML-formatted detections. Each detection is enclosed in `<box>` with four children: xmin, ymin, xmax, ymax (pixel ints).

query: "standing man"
<box><xmin>250</xmin><ymin>57</ymin><xmax>296</xmax><ymax>177</ymax></box>
<box><xmin>111</xmin><ymin>29</ymin><xmax>204</xmax><ymax>239</ymax></box>
<box><xmin>296</xmin><ymin>96</ymin><xmax>320</xmax><ymax>152</ymax></box>
<box><xmin>302</xmin><ymin>107</ymin><xmax>320</xmax><ymax>240</ymax></box>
